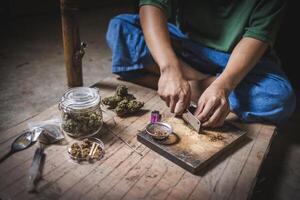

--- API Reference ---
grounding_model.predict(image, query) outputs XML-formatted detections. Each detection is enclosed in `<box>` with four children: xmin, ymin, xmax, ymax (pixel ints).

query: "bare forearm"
<box><xmin>214</xmin><ymin>37</ymin><xmax>268</xmax><ymax>91</ymax></box>
<box><xmin>140</xmin><ymin>5</ymin><xmax>190</xmax><ymax>114</ymax></box>
<box><xmin>139</xmin><ymin>5</ymin><xmax>181</xmax><ymax>73</ymax></box>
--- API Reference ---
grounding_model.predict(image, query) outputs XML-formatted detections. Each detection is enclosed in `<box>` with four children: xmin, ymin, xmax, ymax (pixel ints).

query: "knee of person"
<box><xmin>107</xmin><ymin>15</ymin><xmax>125</xmax><ymax>37</ymax></box>
<box><xmin>108</xmin><ymin>14</ymin><xmax>130</xmax><ymax>26</ymax></box>
<box><xmin>106</xmin><ymin>14</ymin><xmax>136</xmax><ymax>48</ymax></box>
<box><xmin>276</xmin><ymin>85</ymin><xmax>296</xmax><ymax>121</ymax></box>
<box><xmin>263</xmin><ymin>82</ymin><xmax>296</xmax><ymax>123</ymax></box>
<box><xmin>236</xmin><ymin>81</ymin><xmax>296</xmax><ymax>123</ymax></box>
<box><xmin>107</xmin><ymin>14</ymin><xmax>135</xmax><ymax>34</ymax></box>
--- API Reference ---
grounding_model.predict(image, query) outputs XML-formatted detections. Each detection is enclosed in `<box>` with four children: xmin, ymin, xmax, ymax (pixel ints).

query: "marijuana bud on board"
<box><xmin>102</xmin><ymin>85</ymin><xmax>144</xmax><ymax>116</ymax></box>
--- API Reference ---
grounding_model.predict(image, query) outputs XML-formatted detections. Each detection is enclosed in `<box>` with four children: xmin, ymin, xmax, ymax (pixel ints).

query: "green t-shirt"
<box><xmin>139</xmin><ymin>0</ymin><xmax>286</xmax><ymax>52</ymax></box>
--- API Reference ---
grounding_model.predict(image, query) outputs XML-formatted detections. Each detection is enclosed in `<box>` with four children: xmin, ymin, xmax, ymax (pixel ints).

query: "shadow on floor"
<box><xmin>252</xmin><ymin>91</ymin><xmax>300</xmax><ymax>200</ymax></box>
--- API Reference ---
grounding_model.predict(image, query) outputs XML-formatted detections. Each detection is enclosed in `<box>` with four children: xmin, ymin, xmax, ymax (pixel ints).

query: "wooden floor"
<box><xmin>0</xmin><ymin>78</ymin><xmax>276</xmax><ymax>200</ymax></box>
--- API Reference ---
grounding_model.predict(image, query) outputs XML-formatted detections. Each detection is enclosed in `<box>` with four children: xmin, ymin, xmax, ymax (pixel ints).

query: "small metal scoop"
<box><xmin>0</xmin><ymin>131</ymin><xmax>34</xmax><ymax>163</ymax></box>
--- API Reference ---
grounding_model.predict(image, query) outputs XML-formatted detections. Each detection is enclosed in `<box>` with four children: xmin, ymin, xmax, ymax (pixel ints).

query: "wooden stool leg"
<box><xmin>60</xmin><ymin>0</ymin><xmax>83</xmax><ymax>87</ymax></box>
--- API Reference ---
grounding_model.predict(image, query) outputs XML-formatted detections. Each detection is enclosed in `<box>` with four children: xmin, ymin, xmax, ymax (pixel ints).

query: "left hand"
<box><xmin>194</xmin><ymin>82</ymin><xmax>230</xmax><ymax>128</ymax></box>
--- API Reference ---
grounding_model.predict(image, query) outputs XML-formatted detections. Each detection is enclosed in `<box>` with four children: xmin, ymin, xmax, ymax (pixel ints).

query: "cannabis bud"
<box><xmin>102</xmin><ymin>85</ymin><xmax>144</xmax><ymax>117</ymax></box>
<box><xmin>115</xmin><ymin>84</ymin><xmax>128</xmax><ymax>96</ymax></box>
<box><xmin>59</xmin><ymin>87</ymin><xmax>103</xmax><ymax>137</ymax></box>
<box><xmin>101</xmin><ymin>95</ymin><xmax>122</xmax><ymax>108</ymax></box>
<box><xmin>61</xmin><ymin>110</ymin><xmax>102</xmax><ymax>137</ymax></box>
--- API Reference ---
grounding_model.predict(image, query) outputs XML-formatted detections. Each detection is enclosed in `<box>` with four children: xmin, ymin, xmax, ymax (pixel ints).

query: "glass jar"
<box><xmin>58</xmin><ymin>87</ymin><xmax>103</xmax><ymax>138</ymax></box>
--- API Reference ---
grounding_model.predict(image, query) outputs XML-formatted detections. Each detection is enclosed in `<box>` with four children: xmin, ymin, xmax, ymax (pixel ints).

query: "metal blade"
<box><xmin>182</xmin><ymin>103</ymin><xmax>201</xmax><ymax>133</ymax></box>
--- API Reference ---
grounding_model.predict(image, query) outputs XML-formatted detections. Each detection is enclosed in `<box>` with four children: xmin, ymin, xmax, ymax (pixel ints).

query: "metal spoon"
<box><xmin>0</xmin><ymin>131</ymin><xmax>34</xmax><ymax>163</ymax></box>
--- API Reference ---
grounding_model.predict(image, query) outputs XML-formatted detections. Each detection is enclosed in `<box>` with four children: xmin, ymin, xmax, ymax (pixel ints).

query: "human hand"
<box><xmin>194</xmin><ymin>82</ymin><xmax>230</xmax><ymax>128</ymax></box>
<box><xmin>158</xmin><ymin>68</ymin><xmax>191</xmax><ymax>115</ymax></box>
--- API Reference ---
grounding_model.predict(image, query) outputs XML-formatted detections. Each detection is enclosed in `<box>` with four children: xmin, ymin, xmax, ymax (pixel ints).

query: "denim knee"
<box><xmin>230</xmin><ymin>78</ymin><xmax>296</xmax><ymax>124</ymax></box>
<box><xmin>106</xmin><ymin>14</ymin><xmax>155</xmax><ymax>80</ymax></box>
<box><xmin>273</xmin><ymin>83</ymin><xmax>296</xmax><ymax>122</ymax></box>
<box><xmin>106</xmin><ymin>14</ymin><xmax>137</xmax><ymax>51</ymax></box>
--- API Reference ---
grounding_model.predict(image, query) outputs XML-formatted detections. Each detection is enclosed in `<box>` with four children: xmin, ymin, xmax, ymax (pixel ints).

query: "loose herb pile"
<box><xmin>209</xmin><ymin>134</ymin><xmax>225</xmax><ymax>142</ymax></box>
<box><xmin>62</xmin><ymin>109</ymin><xmax>102</xmax><ymax>137</ymax></box>
<box><xmin>69</xmin><ymin>138</ymin><xmax>103</xmax><ymax>161</ymax></box>
<box><xmin>102</xmin><ymin>85</ymin><xmax>144</xmax><ymax>116</ymax></box>
<box><xmin>153</xmin><ymin>129</ymin><xmax>168</xmax><ymax>137</ymax></box>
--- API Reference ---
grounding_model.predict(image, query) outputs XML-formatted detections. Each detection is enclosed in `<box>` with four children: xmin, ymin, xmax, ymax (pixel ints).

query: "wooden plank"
<box><xmin>0</xmin><ymin>78</ymin><xmax>157</xmax><ymax>198</ymax></box>
<box><xmin>102</xmin><ymin>151</ymin><xmax>159</xmax><ymax>200</ymax></box>
<box><xmin>188</xmin><ymin>158</ymin><xmax>231</xmax><ymax>200</ymax></box>
<box><xmin>138</xmin><ymin>117</ymin><xmax>246</xmax><ymax>174</ymax></box>
<box><xmin>208</xmin><ymin>125</ymin><xmax>264</xmax><ymax>200</ymax></box>
<box><xmin>156</xmin><ymin>122</ymin><xmax>241</xmax><ymax>200</ymax></box>
<box><xmin>83</xmin><ymin>147</ymin><xmax>151</xmax><ymax>200</ymax></box>
<box><xmin>165</xmin><ymin>172</ymin><xmax>199</xmax><ymax>200</ymax></box>
<box><xmin>228</xmin><ymin>125</ymin><xmax>276</xmax><ymax>200</ymax></box>
<box><xmin>0</xmin><ymin>105</ymin><xmax>60</xmax><ymax>179</ymax></box>
<box><xmin>0</xmin><ymin>78</ymin><xmax>277</xmax><ymax>200</ymax></box>
<box><xmin>0</xmin><ymin>77</ymin><xmax>118</xmax><ymax>180</ymax></box>
<box><xmin>145</xmin><ymin>162</ymin><xmax>186</xmax><ymax>200</ymax></box>
<box><xmin>4</xmin><ymin>88</ymin><xmax>158</xmax><ymax>199</ymax></box>
<box><xmin>122</xmin><ymin>153</ymin><xmax>171</xmax><ymax>200</ymax></box>
<box><xmin>0</xmin><ymin>125</ymin><xmax>114</xmax><ymax>192</ymax></box>
<box><xmin>35</xmin><ymin>97</ymin><xmax>162</xmax><ymax>200</ymax></box>
<box><xmin>187</xmin><ymin>123</ymin><xmax>275</xmax><ymax>200</ymax></box>
<box><xmin>64</xmin><ymin>100</ymin><xmax>167</xmax><ymax>200</ymax></box>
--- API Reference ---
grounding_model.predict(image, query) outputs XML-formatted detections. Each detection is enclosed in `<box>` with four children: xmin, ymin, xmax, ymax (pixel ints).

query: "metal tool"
<box><xmin>0</xmin><ymin>131</ymin><xmax>34</xmax><ymax>163</ymax></box>
<box><xmin>27</xmin><ymin>147</ymin><xmax>45</xmax><ymax>193</ymax></box>
<box><xmin>145</xmin><ymin>122</ymin><xmax>172</xmax><ymax>140</ymax></box>
<box><xmin>27</xmin><ymin>125</ymin><xmax>64</xmax><ymax>192</ymax></box>
<box><xmin>182</xmin><ymin>102</ymin><xmax>201</xmax><ymax>133</ymax></box>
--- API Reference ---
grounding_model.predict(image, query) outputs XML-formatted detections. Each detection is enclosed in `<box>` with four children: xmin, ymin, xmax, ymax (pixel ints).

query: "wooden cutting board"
<box><xmin>137</xmin><ymin>117</ymin><xmax>246</xmax><ymax>174</ymax></box>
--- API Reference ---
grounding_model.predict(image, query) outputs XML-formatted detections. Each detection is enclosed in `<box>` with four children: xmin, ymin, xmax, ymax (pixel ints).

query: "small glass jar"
<box><xmin>58</xmin><ymin>87</ymin><xmax>103</xmax><ymax>138</ymax></box>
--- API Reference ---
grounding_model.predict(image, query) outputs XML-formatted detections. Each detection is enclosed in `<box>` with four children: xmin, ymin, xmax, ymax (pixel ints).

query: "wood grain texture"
<box><xmin>0</xmin><ymin>77</ymin><xmax>276</xmax><ymax>200</ymax></box>
<box><xmin>138</xmin><ymin>117</ymin><xmax>246</xmax><ymax>174</ymax></box>
<box><xmin>60</xmin><ymin>0</ymin><xmax>83</xmax><ymax>87</ymax></box>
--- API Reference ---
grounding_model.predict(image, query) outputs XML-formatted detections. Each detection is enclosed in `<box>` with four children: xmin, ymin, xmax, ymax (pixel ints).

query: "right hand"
<box><xmin>158</xmin><ymin>67</ymin><xmax>191</xmax><ymax>115</ymax></box>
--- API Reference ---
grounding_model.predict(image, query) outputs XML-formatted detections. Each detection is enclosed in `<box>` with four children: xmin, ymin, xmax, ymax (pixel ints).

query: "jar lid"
<box><xmin>59</xmin><ymin>87</ymin><xmax>100</xmax><ymax>112</ymax></box>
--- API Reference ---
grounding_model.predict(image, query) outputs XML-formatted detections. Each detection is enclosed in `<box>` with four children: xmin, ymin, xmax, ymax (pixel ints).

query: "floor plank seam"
<box><xmin>226</xmin><ymin>125</ymin><xmax>264</xmax><ymax>200</ymax></box>
<box><xmin>119</xmin><ymin>151</ymin><xmax>159</xmax><ymax>200</ymax></box>
<box><xmin>82</xmin><ymin>143</ymin><xmax>145</xmax><ymax>197</ymax></box>
<box><xmin>4</xmin><ymin>92</ymin><xmax>158</xmax><ymax>192</ymax></box>
<box><xmin>144</xmin><ymin>165</ymin><xmax>169</xmax><ymax>199</ymax></box>
<box><xmin>163</xmin><ymin>171</ymin><xmax>186</xmax><ymax>200</ymax></box>
<box><xmin>100</xmin><ymin>149</ymin><xmax>152</xmax><ymax>200</ymax></box>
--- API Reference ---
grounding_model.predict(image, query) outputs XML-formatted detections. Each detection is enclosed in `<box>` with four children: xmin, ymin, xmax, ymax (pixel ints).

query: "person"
<box><xmin>106</xmin><ymin>0</ymin><xmax>296</xmax><ymax>127</ymax></box>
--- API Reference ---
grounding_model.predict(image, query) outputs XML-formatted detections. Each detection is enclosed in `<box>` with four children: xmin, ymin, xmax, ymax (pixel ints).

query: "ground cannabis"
<box><xmin>209</xmin><ymin>134</ymin><xmax>225</xmax><ymax>142</ymax></box>
<box><xmin>102</xmin><ymin>85</ymin><xmax>144</xmax><ymax>116</ymax></box>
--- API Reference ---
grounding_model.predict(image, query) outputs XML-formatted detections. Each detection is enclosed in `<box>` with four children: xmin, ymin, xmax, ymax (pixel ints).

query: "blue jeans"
<box><xmin>106</xmin><ymin>14</ymin><xmax>296</xmax><ymax>123</ymax></box>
